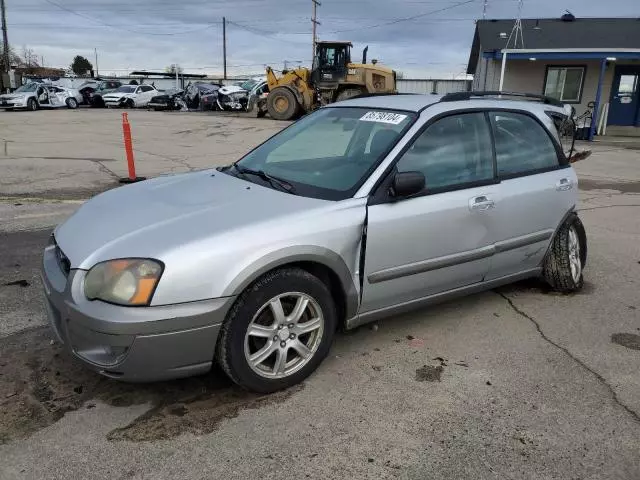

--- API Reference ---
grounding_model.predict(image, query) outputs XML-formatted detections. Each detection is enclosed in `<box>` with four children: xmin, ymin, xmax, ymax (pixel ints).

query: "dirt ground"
<box><xmin>1</xmin><ymin>108</ymin><xmax>639</xmax><ymax>479</ymax></box>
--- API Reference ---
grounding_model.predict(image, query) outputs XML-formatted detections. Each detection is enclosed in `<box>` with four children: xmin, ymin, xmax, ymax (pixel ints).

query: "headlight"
<box><xmin>84</xmin><ymin>259</ymin><xmax>163</xmax><ymax>306</ymax></box>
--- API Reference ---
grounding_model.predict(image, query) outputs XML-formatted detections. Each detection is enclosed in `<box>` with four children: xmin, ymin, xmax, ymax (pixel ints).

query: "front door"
<box><xmin>361</xmin><ymin>112</ymin><xmax>498</xmax><ymax>314</ymax></box>
<box><xmin>608</xmin><ymin>66</ymin><xmax>640</xmax><ymax>127</ymax></box>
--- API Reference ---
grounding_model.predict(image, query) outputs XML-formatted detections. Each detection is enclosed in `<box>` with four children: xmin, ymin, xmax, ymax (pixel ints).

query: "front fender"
<box><xmin>221</xmin><ymin>245</ymin><xmax>360</xmax><ymax>320</ymax></box>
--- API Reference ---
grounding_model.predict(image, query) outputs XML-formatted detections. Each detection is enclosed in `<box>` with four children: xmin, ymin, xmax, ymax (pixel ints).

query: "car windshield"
<box><xmin>233</xmin><ymin>107</ymin><xmax>416</xmax><ymax>200</ymax></box>
<box><xmin>116</xmin><ymin>86</ymin><xmax>136</xmax><ymax>93</ymax></box>
<box><xmin>15</xmin><ymin>83</ymin><xmax>38</xmax><ymax>93</ymax></box>
<box><xmin>240</xmin><ymin>80</ymin><xmax>258</xmax><ymax>91</ymax></box>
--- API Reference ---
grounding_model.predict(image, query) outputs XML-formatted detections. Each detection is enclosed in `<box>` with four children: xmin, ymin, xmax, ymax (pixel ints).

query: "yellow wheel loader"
<box><xmin>265</xmin><ymin>41</ymin><xmax>397</xmax><ymax>121</ymax></box>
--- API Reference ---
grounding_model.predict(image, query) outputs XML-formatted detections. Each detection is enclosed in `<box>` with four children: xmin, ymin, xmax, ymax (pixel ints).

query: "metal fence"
<box><xmin>396</xmin><ymin>79</ymin><xmax>472</xmax><ymax>95</ymax></box>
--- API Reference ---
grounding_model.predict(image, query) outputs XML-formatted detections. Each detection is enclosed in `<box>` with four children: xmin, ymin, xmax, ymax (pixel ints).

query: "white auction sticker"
<box><xmin>360</xmin><ymin>111</ymin><xmax>407</xmax><ymax>125</ymax></box>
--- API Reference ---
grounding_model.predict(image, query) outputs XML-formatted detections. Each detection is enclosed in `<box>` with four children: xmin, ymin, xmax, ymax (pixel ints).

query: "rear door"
<box><xmin>485</xmin><ymin>110</ymin><xmax>576</xmax><ymax>280</ymax></box>
<box><xmin>361</xmin><ymin>112</ymin><xmax>498</xmax><ymax>313</ymax></box>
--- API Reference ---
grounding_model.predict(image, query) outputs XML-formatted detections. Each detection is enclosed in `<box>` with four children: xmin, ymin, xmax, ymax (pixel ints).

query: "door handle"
<box><xmin>469</xmin><ymin>195</ymin><xmax>495</xmax><ymax>211</ymax></box>
<box><xmin>556</xmin><ymin>178</ymin><xmax>573</xmax><ymax>191</ymax></box>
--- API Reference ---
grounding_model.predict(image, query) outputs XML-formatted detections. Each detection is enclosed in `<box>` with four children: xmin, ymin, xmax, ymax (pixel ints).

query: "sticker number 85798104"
<box><xmin>360</xmin><ymin>111</ymin><xmax>408</xmax><ymax>125</ymax></box>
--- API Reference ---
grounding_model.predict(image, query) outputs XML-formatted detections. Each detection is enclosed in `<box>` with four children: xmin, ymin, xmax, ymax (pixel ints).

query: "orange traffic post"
<box><xmin>119</xmin><ymin>112</ymin><xmax>146</xmax><ymax>184</ymax></box>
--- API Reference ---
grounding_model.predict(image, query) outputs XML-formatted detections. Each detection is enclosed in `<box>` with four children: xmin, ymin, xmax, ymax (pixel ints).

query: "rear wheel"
<box><xmin>216</xmin><ymin>268</ymin><xmax>337</xmax><ymax>393</ymax></box>
<box><xmin>66</xmin><ymin>98</ymin><xmax>78</xmax><ymax>109</ymax></box>
<box><xmin>336</xmin><ymin>88</ymin><xmax>363</xmax><ymax>102</ymax></box>
<box><xmin>267</xmin><ymin>87</ymin><xmax>299</xmax><ymax>121</ymax></box>
<box><xmin>27</xmin><ymin>98</ymin><xmax>37</xmax><ymax>111</ymax></box>
<box><xmin>543</xmin><ymin>214</ymin><xmax>587</xmax><ymax>293</ymax></box>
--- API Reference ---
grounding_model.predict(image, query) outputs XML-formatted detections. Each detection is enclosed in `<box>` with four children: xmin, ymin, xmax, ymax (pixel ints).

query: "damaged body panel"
<box><xmin>0</xmin><ymin>83</ymin><xmax>81</xmax><ymax>110</ymax></box>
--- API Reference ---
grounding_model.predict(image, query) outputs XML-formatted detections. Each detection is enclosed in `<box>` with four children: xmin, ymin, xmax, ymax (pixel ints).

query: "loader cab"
<box><xmin>312</xmin><ymin>41</ymin><xmax>353</xmax><ymax>87</ymax></box>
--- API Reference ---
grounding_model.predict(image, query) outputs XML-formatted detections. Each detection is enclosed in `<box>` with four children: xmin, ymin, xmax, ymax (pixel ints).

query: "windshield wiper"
<box><xmin>233</xmin><ymin>164</ymin><xmax>296</xmax><ymax>194</ymax></box>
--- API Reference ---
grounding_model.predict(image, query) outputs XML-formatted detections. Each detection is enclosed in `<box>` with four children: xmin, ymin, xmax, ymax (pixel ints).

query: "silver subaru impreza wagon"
<box><xmin>42</xmin><ymin>92</ymin><xmax>587</xmax><ymax>392</ymax></box>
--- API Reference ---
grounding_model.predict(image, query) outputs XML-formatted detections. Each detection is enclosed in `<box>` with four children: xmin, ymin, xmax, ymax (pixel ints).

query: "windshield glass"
<box><xmin>240</xmin><ymin>80</ymin><xmax>258</xmax><ymax>91</ymax></box>
<box><xmin>15</xmin><ymin>83</ymin><xmax>38</xmax><ymax>93</ymax></box>
<box><xmin>116</xmin><ymin>86</ymin><xmax>136</xmax><ymax>93</ymax></box>
<box><xmin>234</xmin><ymin>107</ymin><xmax>415</xmax><ymax>200</ymax></box>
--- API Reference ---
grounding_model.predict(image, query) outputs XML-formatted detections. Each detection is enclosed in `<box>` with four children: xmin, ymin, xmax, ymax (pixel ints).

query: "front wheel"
<box><xmin>66</xmin><ymin>98</ymin><xmax>78</xmax><ymax>109</ymax></box>
<box><xmin>216</xmin><ymin>268</ymin><xmax>337</xmax><ymax>393</ymax></box>
<box><xmin>266</xmin><ymin>87</ymin><xmax>299</xmax><ymax>121</ymax></box>
<box><xmin>27</xmin><ymin>98</ymin><xmax>38</xmax><ymax>111</ymax></box>
<box><xmin>543</xmin><ymin>214</ymin><xmax>587</xmax><ymax>293</ymax></box>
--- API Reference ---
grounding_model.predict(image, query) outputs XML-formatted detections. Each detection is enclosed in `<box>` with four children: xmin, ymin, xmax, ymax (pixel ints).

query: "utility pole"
<box><xmin>222</xmin><ymin>16</ymin><xmax>227</xmax><ymax>80</ymax></box>
<box><xmin>94</xmin><ymin>48</ymin><xmax>99</xmax><ymax>77</ymax></box>
<box><xmin>1</xmin><ymin>0</ymin><xmax>10</xmax><ymax>73</ymax></box>
<box><xmin>482</xmin><ymin>0</ymin><xmax>488</xmax><ymax>19</ymax></box>
<box><xmin>311</xmin><ymin>0</ymin><xmax>321</xmax><ymax>64</ymax></box>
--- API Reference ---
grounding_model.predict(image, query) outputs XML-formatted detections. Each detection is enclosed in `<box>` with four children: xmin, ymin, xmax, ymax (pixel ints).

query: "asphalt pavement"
<box><xmin>1</xmin><ymin>109</ymin><xmax>639</xmax><ymax>479</ymax></box>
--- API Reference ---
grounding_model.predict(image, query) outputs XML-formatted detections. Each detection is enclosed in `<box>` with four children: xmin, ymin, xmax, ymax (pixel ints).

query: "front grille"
<box><xmin>55</xmin><ymin>243</ymin><xmax>71</xmax><ymax>277</ymax></box>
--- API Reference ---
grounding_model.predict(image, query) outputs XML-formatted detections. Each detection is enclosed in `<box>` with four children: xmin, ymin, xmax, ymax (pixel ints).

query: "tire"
<box><xmin>66</xmin><ymin>98</ymin><xmax>78</xmax><ymax>109</ymax></box>
<box><xmin>543</xmin><ymin>214</ymin><xmax>587</xmax><ymax>293</ymax></box>
<box><xmin>267</xmin><ymin>87</ymin><xmax>299</xmax><ymax>121</ymax></box>
<box><xmin>216</xmin><ymin>268</ymin><xmax>337</xmax><ymax>393</ymax></box>
<box><xmin>125</xmin><ymin>99</ymin><xmax>135</xmax><ymax>108</ymax></box>
<box><xmin>27</xmin><ymin>98</ymin><xmax>38</xmax><ymax>111</ymax></box>
<box><xmin>336</xmin><ymin>88</ymin><xmax>363</xmax><ymax>102</ymax></box>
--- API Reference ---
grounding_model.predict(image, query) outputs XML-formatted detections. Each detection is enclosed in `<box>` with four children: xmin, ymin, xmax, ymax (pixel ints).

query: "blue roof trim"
<box><xmin>482</xmin><ymin>51</ymin><xmax>640</xmax><ymax>60</ymax></box>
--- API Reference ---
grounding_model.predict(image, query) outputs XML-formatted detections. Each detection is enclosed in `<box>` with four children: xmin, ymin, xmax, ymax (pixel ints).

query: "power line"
<box><xmin>320</xmin><ymin>0</ymin><xmax>478</xmax><ymax>33</ymax></box>
<box><xmin>41</xmin><ymin>0</ymin><xmax>220</xmax><ymax>36</ymax></box>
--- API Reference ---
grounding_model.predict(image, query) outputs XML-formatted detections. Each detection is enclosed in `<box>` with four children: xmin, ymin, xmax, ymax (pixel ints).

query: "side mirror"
<box><xmin>391</xmin><ymin>171</ymin><xmax>425</xmax><ymax>198</ymax></box>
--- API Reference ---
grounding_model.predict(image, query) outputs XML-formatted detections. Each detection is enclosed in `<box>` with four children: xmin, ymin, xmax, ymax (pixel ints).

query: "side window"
<box><xmin>396</xmin><ymin>113</ymin><xmax>494</xmax><ymax>191</ymax></box>
<box><xmin>140</xmin><ymin>85</ymin><xmax>153</xmax><ymax>92</ymax></box>
<box><xmin>490</xmin><ymin>112</ymin><xmax>560</xmax><ymax>177</ymax></box>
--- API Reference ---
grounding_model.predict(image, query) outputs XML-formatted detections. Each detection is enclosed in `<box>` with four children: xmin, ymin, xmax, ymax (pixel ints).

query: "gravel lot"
<box><xmin>1</xmin><ymin>108</ymin><xmax>639</xmax><ymax>479</ymax></box>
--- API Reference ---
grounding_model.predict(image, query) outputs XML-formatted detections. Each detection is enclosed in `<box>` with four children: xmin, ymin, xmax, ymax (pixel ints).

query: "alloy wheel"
<box><xmin>568</xmin><ymin>226</ymin><xmax>581</xmax><ymax>283</ymax></box>
<box><xmin>244</xmin><ymin>292</ymin><xmax>324</xmax><ymax>379</ymax></box>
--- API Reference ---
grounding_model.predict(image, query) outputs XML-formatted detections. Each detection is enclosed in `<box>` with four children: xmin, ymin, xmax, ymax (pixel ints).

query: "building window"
<box><xmin>543</xmin><ymin>66</ymin><xmax>585</xmax><ymax>103</ymax></box>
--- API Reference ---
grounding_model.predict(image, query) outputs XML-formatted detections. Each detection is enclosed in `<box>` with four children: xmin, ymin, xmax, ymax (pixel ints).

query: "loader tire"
<box><xmin>267</xmin><ymin>87</ymin><xmax>299</xmax><ymax>121</ymax></box>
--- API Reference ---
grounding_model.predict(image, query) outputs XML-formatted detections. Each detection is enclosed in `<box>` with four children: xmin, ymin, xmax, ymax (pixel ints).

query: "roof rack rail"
<box><xmin>440</xmin><ymin>91</ymin><xmax>564</xmax><ymax>107</ymax></box>
<box><xmin>348</xmin><ymin>92</ymin><xmax>418</xmax><ymax>100</ymax></box>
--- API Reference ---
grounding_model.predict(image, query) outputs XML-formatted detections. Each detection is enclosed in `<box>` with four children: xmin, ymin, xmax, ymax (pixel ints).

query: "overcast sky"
<box><xmin>5</xmin><ymin>0</ymin><xmax>640</xmax><ymax>78</ymax></box>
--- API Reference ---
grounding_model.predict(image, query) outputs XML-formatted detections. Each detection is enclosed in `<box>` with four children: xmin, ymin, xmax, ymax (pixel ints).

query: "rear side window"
<box><xmin>490</xmin><ymin>112</ymin><xmax>560</xmax><ymax>177</ymax></box>
<box><xmin>396</xmin><ymin>112</ymin><xmax>494</xmax><ymax>191</ymax></box>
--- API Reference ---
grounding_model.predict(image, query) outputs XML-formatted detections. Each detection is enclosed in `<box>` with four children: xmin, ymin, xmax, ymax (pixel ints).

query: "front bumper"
<box><xmin>0</xmin><ymin>100</ymin><xmax>27</xmax><ymax>108</ymax></box>
<box><xmin>41</xmin><ymin>244</ymin><xmax>235</xmax><ymax>382</ymax></box>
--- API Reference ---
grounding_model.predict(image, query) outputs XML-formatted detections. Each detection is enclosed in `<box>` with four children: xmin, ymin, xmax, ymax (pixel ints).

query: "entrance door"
<box><xmin>608</xmin><ymin>67</ymin><xmax>640</xmax><ymax>126</ymax></box>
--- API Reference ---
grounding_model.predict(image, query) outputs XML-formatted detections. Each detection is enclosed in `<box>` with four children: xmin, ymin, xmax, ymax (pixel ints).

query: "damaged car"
<box><xmin>216</xmin><ymin>78</ymin><xmax>263</xmax><ymax>111</ymax></box>
<box><xmin>147</xmin><ymin>89</ymin><xmax>187</xmax><ymax>111</ymax></box>
<box><xmin>0</xmin><ymin>83</ymin><xmax>82</xmax><ymax>110</ymax></box>
<box><xmin>42</xmin><ymin>92</ymin><xmax>587</xmax><ymax>393</ymax></box>
<box><xmin>183</xmin><ymin>82</ymin><xmax>222</xmax><ymax>110</ymax></box>
<box><xmin>81</xmin><ymin>80</ymin><xmax>123</xmax><ymax>107</ymax></box>
<box><xmin>102</xmin><ymin>84</ymin><xmax>158</xmax><ymax>108</ymax></box>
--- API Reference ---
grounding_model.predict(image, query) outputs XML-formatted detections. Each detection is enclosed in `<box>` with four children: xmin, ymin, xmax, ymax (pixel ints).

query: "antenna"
<box><xmin>482</xmin><ymin>0</ymin><xmax>488</xmax><ymax>19</ymax></box>
<box><xmin>505</xmin><ymin>0</ymin><xmax>524</xmax><ymax>49</ymax></box>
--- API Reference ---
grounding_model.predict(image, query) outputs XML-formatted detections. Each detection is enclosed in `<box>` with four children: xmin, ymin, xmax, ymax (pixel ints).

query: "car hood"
<box><xmin>218</xmin><ymin>86</ymin><xmax>247</xmax><ymax>95</ymax></box>
<box><xmin>54</xmin><ymin>170</ymin><xmax>328</xmax><ymax>269</ymax></box>
<box><xmin>103</xmin><ymin>92</ymin><xmax>133</xmax><ymax>99</ymax></box>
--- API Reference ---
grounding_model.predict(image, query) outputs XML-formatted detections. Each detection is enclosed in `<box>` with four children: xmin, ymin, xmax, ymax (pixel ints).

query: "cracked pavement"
<box><xmin>1</xmin><ymin>109</ymin><xmax>639</xmax><ymax>479</ymax></box>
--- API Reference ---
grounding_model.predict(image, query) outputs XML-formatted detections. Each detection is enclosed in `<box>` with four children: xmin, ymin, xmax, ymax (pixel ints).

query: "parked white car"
<box><xmin>0</xmin><ymin>83</ymin><xmax>82</xmax><ymax>111</ymax></box>
<box><xmin>102</xmin><ymin>84</ymin><xmax>159</xmax><ymax>108</ymax></box>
